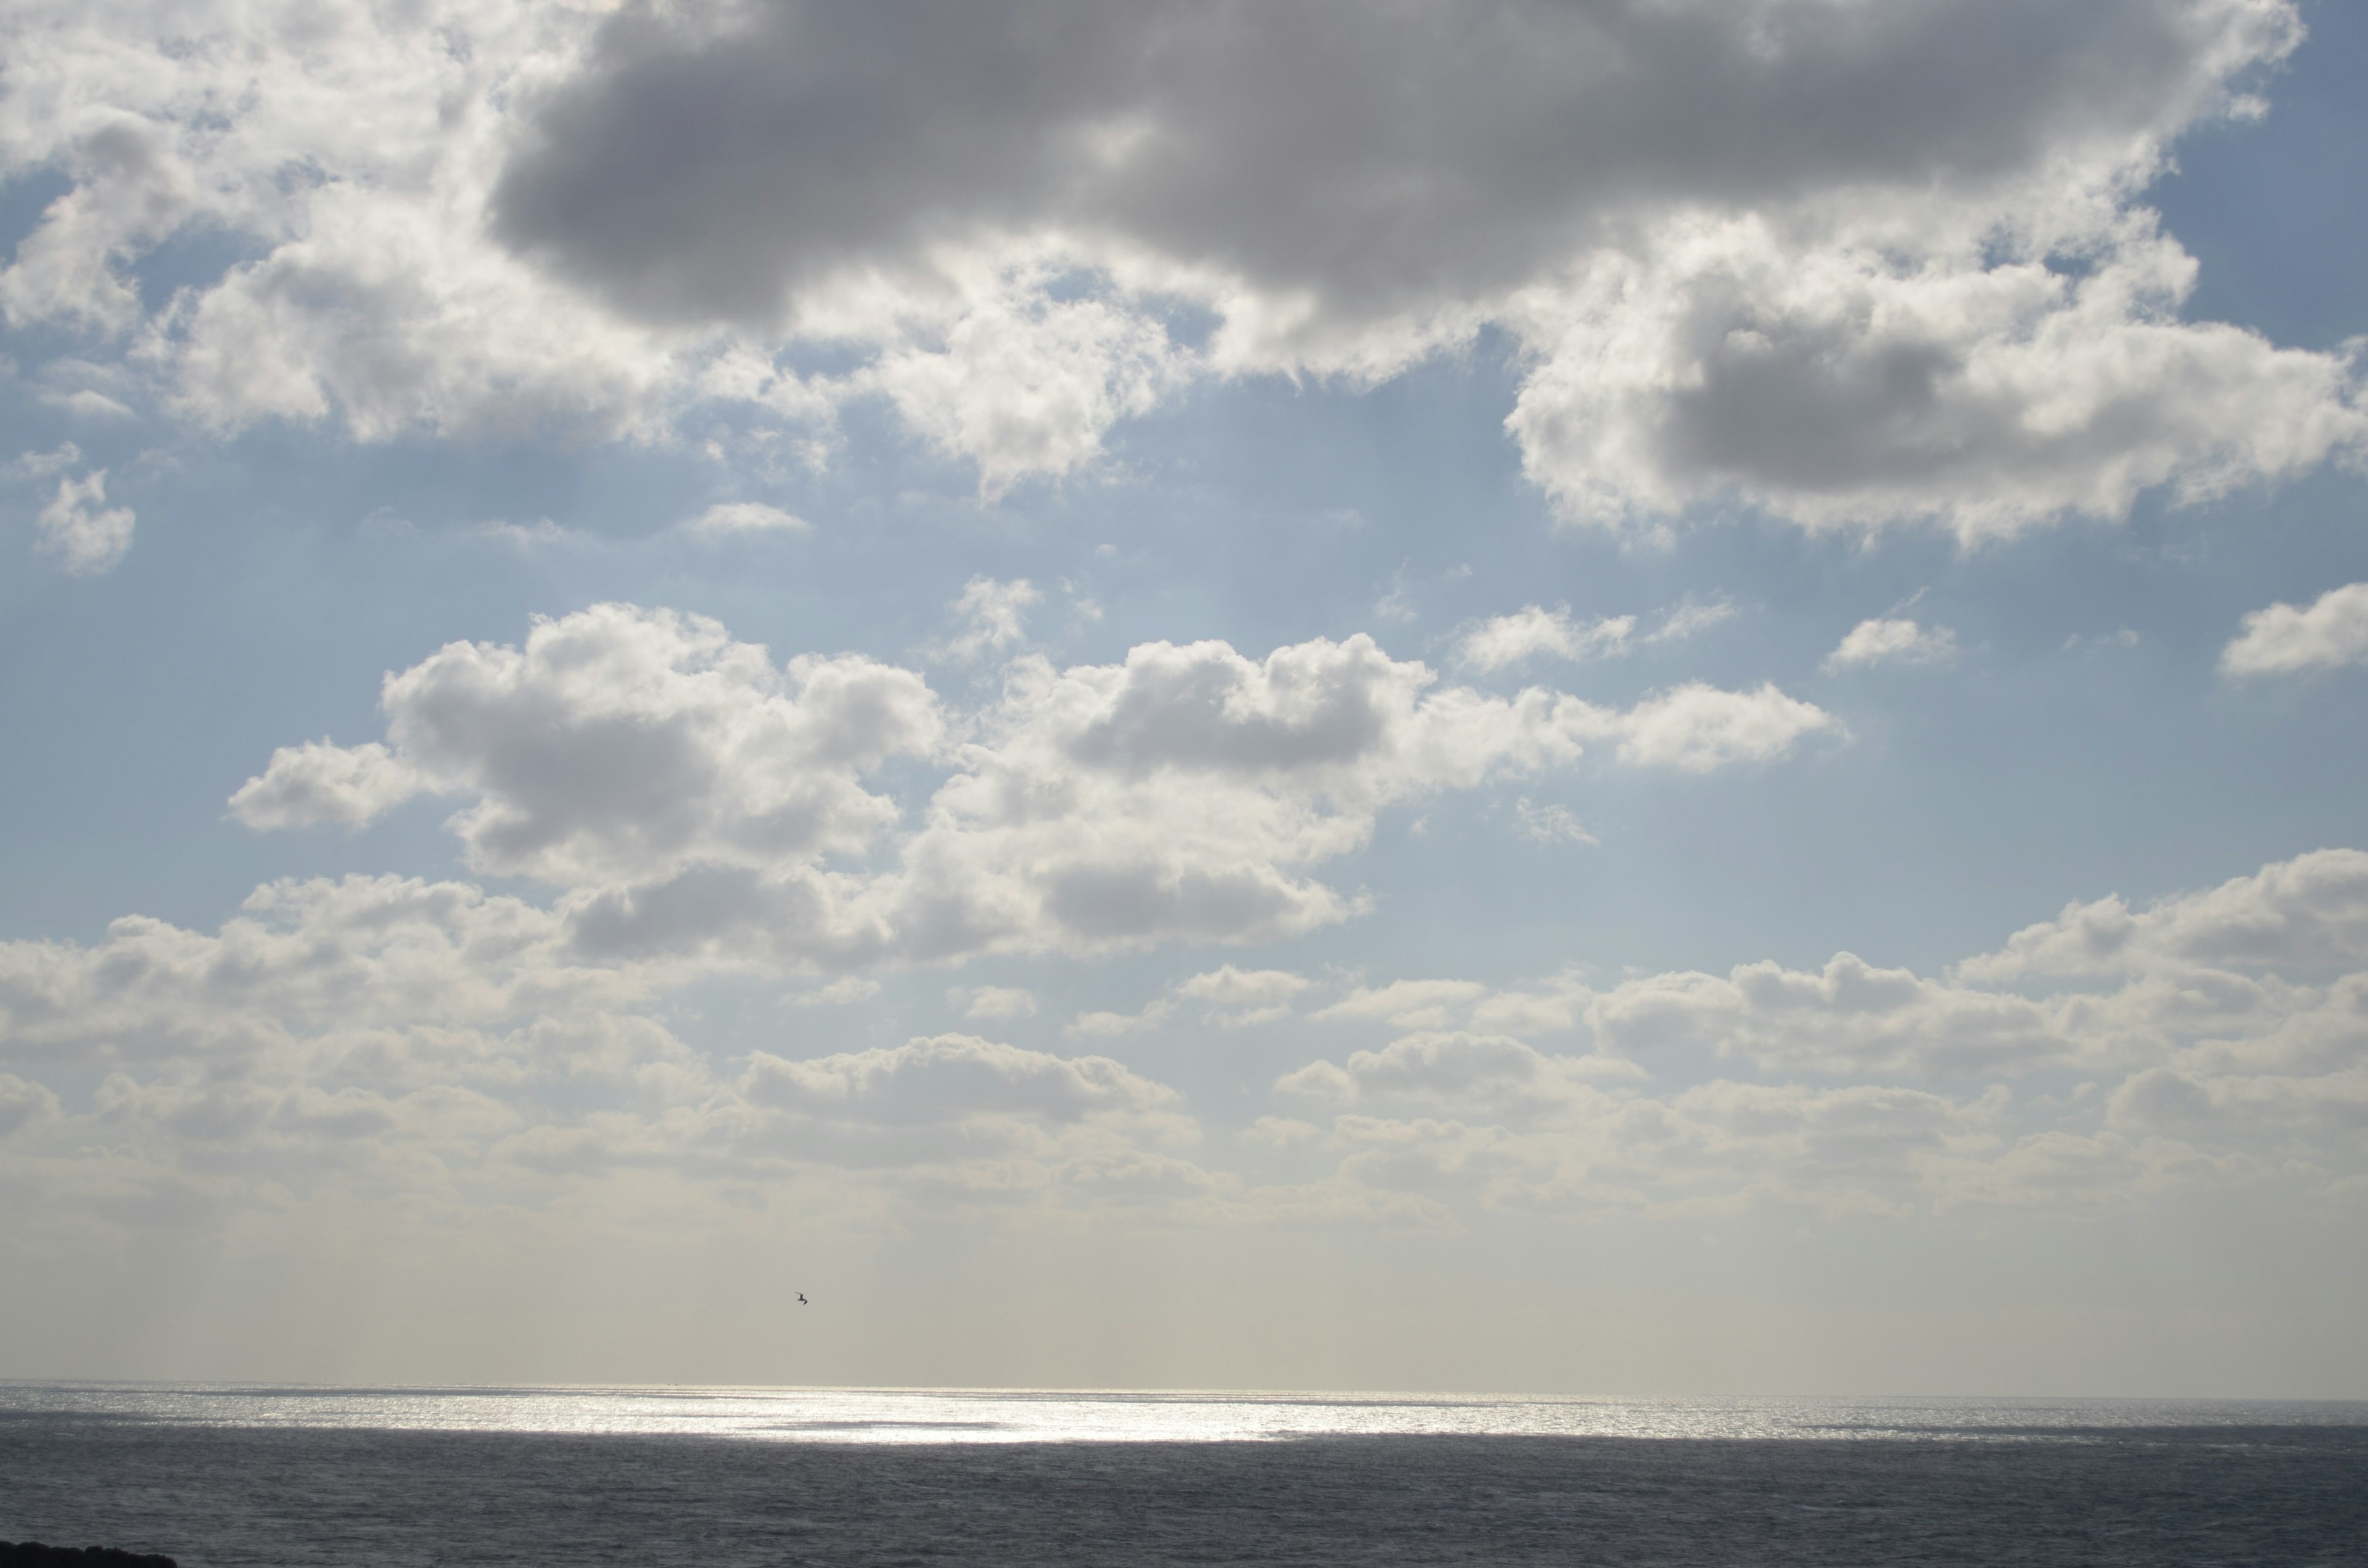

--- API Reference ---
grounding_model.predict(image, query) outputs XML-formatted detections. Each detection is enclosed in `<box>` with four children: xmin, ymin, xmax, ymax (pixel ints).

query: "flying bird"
<box><xmin>797</xmin><ymin>1292</ymin><xmax>808</xmax><ymax>1305</ymax></box>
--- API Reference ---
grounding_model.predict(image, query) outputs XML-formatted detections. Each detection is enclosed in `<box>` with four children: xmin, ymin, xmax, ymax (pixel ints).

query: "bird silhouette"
<box><xmin>797</xmin><ymin>1292</ymin><xmax>809</xmax><ymax>1305</ymax></box>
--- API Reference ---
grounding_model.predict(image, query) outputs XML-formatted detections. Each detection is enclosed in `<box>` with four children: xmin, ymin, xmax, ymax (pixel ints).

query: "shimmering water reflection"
<box><xmin>5</xmin><ymin>1382</ymin><xmax>2356</xmax><ymax>1444</ymax></box>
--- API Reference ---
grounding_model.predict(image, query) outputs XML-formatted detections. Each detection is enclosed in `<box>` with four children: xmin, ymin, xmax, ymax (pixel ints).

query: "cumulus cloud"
<box><xmin>1069</xmin><ymin>966</ymin><xmax>1314</xmax><ymax>1038</ymax></box>
<box><xmin>1</xmin><ymin>0</ymin><xmax>2356</xmax><ymax>525</ymax></box>
<box><xmin>1823</xmin><ymin>617</ymin><xmax>1960</xmax><ymax>671</ymax></box>
<box><xmin>740</xmin><ymin>1033</ymin><xmax>1177</xmax><ymax>1133</ymax></box>
<box><xmin>1172</xmin><ymin>966</ymin><xmax>1310</xmax><ymax>1027</ymax></box>
<box><xmin>683</xmin><ymin>501</ymin><xmax>808</xmax><ymax>537</ymax></box>
<box><xmin>1608</xmin><ymin>682</ymin><xmax>1838</xmax><ymax>771</ymax></box>
<box><xmin>9</xmin><ymin>831</ymin><xmax>2368</xmax><ymax>1231</ymax></box>
<box><xmin>33</xmin><ymin>468</ymin><xmax>134</xmax><ymax>574</ymax></box>
<box><xmin>2221</xmin><ymin>581</ymin><xmax>2368</xmax><ymax>676</ymax></box>
<box><xmin>1514</xmin><ymin>798</ymin><xmax>1597</xmax><ymax>847</ymax></box>
<box><xmin>227</xmin><ymin>605</ymin><xmax>1831</xmax><ymax>971</ymax></box>
<box><xmin>1502</xmin><ymin>210</ymin><xmax>2368</xmax><ymax>540</ymax></box>
<box><xmin>953</xmin><ymin>985</ymin><xmax>1040</xmax><ymax>1022</ymax></box>
<box><xmin>234</xmin><ymin>604</ymin><xmax>942</xmax><ymax>888</ymax></box>
<box><xmin>228</xmin><ymin>742</ymin><xmax>427</xmax><ymax>832</ymax></box>
<box><xmin>1266</xmin><ymin>848</ymin><xmax>2368</xmax><ymax>1216</ymax></box>
<box><xmin>1458</xmin><ymin>607</ymin><xmax>1634</xmax><ymax>671</ymax></box>
<box><xmin>786</xmin><ymin>975</ymin><xmax>880</xmax><ymax>1008</ymax></box>
<box><xmin>940</xmin><ymin>577</ymin><xmax>1043</xmax><ymax>662</ymax></box>
<box><xmin>1648</xmin><ymin>599</ymin><xmax>1738</xmax><ymax>644</ymax></box>
<box><xmin>1955</xmin><ymin>848</ymin><xmax>2368</xmax><ymax>982</ymax></box>
<box><xmin>0</xmin><ymin>865</ymin><xmax>1206</xmax><ymax>1220</ymax></box>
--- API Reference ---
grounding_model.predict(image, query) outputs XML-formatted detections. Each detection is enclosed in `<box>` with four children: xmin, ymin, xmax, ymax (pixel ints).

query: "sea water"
<box><xmin>4</xmin><ymin>1382</ymin><xmax>2362</xmax><ymax>1564</ymax></box>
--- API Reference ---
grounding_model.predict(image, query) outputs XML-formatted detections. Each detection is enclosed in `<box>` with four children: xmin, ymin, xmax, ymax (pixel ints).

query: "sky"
<box><xmin>2</xmin><ymin>0</ymin><xmax>2367</xmax><ymax>1397</ymax></box>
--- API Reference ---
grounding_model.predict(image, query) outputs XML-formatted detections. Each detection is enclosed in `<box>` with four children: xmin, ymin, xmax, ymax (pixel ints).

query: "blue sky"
<box><xmin>2</xmin><ymin>0</ymin><xmax>2366</xmax><ymax>1393</ymax></box>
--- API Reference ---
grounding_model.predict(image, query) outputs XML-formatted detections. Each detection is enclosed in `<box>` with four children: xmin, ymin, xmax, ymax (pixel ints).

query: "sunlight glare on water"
<box><xmin>4</xmin><ymin>1383</ymin><xmax>2354</xmax><ymax>1445</ymax></box>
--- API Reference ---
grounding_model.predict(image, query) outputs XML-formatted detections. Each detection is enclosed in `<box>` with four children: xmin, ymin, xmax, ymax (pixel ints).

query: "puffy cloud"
<box><xmin>233</xmin><ymin>604</ymin><xmax>942</xmax><ymax>887</ymax></box>
<box><xmin>1502</xmin><ymin>212</ymin><xmax>2367</xmax><ymax>541</ymax></box>
<box><xmin>493</xmin><ymin>0</ymin><xmax>2274</xmax><ymax>334</ymax></box>
<box><xmin>1606</xmin><ymin>682</ymin><xmax>1838</xmax><ymax>772</ymax></box>
<box><xmin>0</xmin><ymin>868</ymin><xmax>1204</xmax><ymax>1219</ymax></box>
<box><xmin>1647</xmin><ymin>599</ymin><xmax>1738</xmax><ymax>644</ymax></box>
<box><xmin>1585</xmin><ymin>954</ymin><xmax>2074</xmax><ymax>1078</ymax></box>
<box><xmin>953</xmin><ymin>985</ymin><xmax>1039</xmax><ymax>1021</ymax></box>
<box><xmin>230</xmin><ymin>605</ymin><xmax>1830</xmax><ymax>969</ymax></box>
<box><xmin>1266</xmin><ymin>847</ymin><xmax>2368</xmax><ymax>1214</ymax></box>
<box><xmin>939</xmin><ymin>577</ymin><xmax>1042</xmax><ymax>662</ymax></box>
<box><xmin>32</xmin><ymin>468</ymin><xmax>135</xmax><ymax>575</ymax></box>
<box><xmin>1513</xmin><ymin>798</ymin><xmax>1597</xmax><ymax>847</ymax></box>
<box><xmin>0</xmin><ymin>1074</ymin><xmax>63</xmax><ymax>1137</ymax></box>
<box><xmin>1280</xmin><ymin>1031</ymin><xmax>1637</xmax><ymax>1114</ymax></box>
<box><xmin>1957</xmin><ymin>848</ymin><xmax>2368</xmax><ymax>982</ymax></box>
<box><xmin>1457</xmin><ymin>607</ymin><xmax>1633</xmax><ymax>671</ymax></box>
<box><xmin>1318</xmin><ymin>980</ymin><xmax>1494</xmax><ymax>1033</ymax></box>
<box><xmin>1172</xmin><ymin>965</ymin><xmax>1310</xmax><ymax>1027</ymax></box>
<box><xmin>9</xmin><ymin>831</ymin><xmax>2368</xmax><ymax>1231</ymax></box>
<box><xmin>1072</xmin><ymin>964</ymin><xmax>1315</xmax><ymax>1036</ymax></box>
<box><xmin>2</xmin><ymin>0</ymin><xmax>2356</xmax><ymax>525</ymax></box>
<box><xmin>0</xmin><ymin>873</ymin><xmax>644</xmax><ymax>1072</ymax></box>
<box><xmin>227</xmin><ymin>742</ymin><xmax>426</xmax><ymax>832</ymax></box>
<box><xmin>683</xmin><ymin>501</ymin><xmax>808</xmax><ymax>537</ymax></box>
<box><xmin>1823</xmin><ymin>617</ymin><xmax>1959</xmax><ymax>671</ymax></box>
<box><xmin>786</xmin><ymin>976</ymin><xmax>880</xmax><ymax>1008</ymax></box>
<box><xmin>742</xmin><ymin>1033</ymin><xmax>1174</xmax><ymax>1127</ymax></box>
<box><xmin>2221</xmin><ymin>581</ymin><xmax>2368</xmax><ymax>677</ymax></box>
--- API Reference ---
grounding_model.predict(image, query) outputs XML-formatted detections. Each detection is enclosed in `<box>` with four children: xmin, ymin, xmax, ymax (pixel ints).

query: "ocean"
<box><xmin>2</xmin><ymin>1383</ymin><xmax>2362</xmax><ymax>1566</ymax></box>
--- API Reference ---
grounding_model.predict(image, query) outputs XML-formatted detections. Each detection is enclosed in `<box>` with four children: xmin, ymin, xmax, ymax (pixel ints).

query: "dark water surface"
<box><xmin>4</xmin><ymin>1391</ymin><xmax>2364</xmax><ymax>1566</ymax></box>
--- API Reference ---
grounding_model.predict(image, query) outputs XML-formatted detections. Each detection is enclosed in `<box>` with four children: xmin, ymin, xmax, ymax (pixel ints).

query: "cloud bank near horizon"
<box><xmin>3</xmin><ymin>821</ymin><xmax>2361</xmax><ymax>1241</ymax></box>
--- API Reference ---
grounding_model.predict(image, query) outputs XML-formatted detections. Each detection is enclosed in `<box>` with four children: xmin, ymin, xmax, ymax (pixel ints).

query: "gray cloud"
<box><xmin>493</xmin><ymin>0</ymin><xmax>2271</xmax><ymax>334</ymax></box>
<box><xmin>4</xmin><ymin>0</ymin><xmax>2351</xmax><ymax>526</ymax></box>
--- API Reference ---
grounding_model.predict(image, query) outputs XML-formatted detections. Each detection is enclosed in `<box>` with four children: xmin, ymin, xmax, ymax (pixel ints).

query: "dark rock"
<box><xmin>0</xmin><ymin>1545</ymin><xmax>176</xmax><ymax>1568</ymax></box>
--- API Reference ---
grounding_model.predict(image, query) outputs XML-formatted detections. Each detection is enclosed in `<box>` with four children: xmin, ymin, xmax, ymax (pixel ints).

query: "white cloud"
<box><xmin>940</xmin><ymin>576</ymin><xmax>1043</xmax><ymax>662</ymax></box>
<box><xmin>1584</xmin><ymin>953</ymin><xmax>2077</xmax><ymax>1078</ymax></box>
<box><xmin>953</xmin><ymin>985</ymin><xmax>1040</xmax><ymax>1021</ymax></box>
<box><xmin>14</xmin><ymin>443</ymin><xmax>83</xmax><ymax>478</ymax></box>
<box><xmin>683</xmin><ymin>501</ymin><xmax>808</xmax><ymax>537</ymax></box>
<box><xmin>1955</xmin><ymin>848</ymin><xmax>2368</xmax><ymax>983</ymax></box>
<box><xmin>1503</xmin><ymin>210</ymin><xmax>2368</xmax><ymax>541</ymax></box>
<box><xmin>1823</xmin><ymin>618</ymin><xmax>1960</xmax><ymax>671</ymax></box>
<box><xmin>41</xmin><ymin>388</ymin><xmax>136</xmax><ymax>421</ymax></box>
<box><xmin>1514</xmin><ymin>798</ymin><xmax>1597</xmax><ymax>847</ymax></box>
<box><xmin>1265</xmin><ymin>847</ymin><xmax>2368</xmax><ymax>1215</ymax></box>
<box><xmin>0</xmin><ymin>1073</ymin><xmax>63</xmax><ymax>1137</ymax></box>
<box><xmin>1071</xmin><ymin>964</ymin><xmax>1315</xmax><ymax>1036</ymax></box>
<box><xmin>742</xmin><ymin>1033</ymin><xmax>1173</xmax><ymax>1125</ymax></box>
<box><xmin>1318</xmin><ymin>980</ymin><xmax>1493</xmax><ymax>1032</ymax></box>
<box><xmin>1172</xmin><ymin>965</ymin><xmax>1310</xmax><ymax>1027</ymax></box>
<box><xmin>727</xmin><ymin>1033</ymin><xmax>1199</xmax><ymax>1174</ymax></box>
<box><xmin>9</xmin><ymin>821</ymin><xmax>2368</xmax><ymax>1233</ymax></box>
<box><xmin>233</xmin><ymin>604</ymin><xmax>943</xmax><ymax>890</ymax></box>
<box><xmin>1066</xmin><ymin>1006</ymin><xmax>1169</xmax><ymax>1040</ymax></box>
<box><xmin>785</xmin><ymin>976</ymin><xmax>881</xmax><ymax>1008</ymax></box>
<box><xmin>232</xmin><ymin>607</ymin><xmax>1825</xmax><ymax>971</ymax></box>
<box><xmin>0</xmin><ymin>0</ymin><xmax>2353</xmax><ymax>527</ymax></box>
<box><xmin>1457</xmin><ymin>607</ymin><xmax>1633</xmax><ymax>671</ymax></box>
<box><xmin>1607</xmin><ymin>683</ymin><xmax>1838</xmax><ymax>771</ymax></box>
<box><xmin>1647</xmin><ymin>599</ymin><xmax>1738</xmax><ymax>644</ymax></box>
<box><xmin>0</xmin><ymin>856</ymin><xmax>1214</xmax><ymax>1220</ymax></box>
<box><xmin>33</xmin><ymin>468</ymin><xmax>134</xmax><ymax>574</ymax></box>
<box><xmin>228</xmin><ymin>742</ymin><xmax>427</xmax><ymax>832</ymax></box>
<box><xmin>2220</xmin><ymin>581</ymin><xmax>2368</xmax><ymax>676</ymax></box>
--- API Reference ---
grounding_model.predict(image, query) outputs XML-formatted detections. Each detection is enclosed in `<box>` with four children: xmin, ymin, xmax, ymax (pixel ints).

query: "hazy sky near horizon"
<box><xmin>3</xmin><ymin>0</ymin><xmax>2367</xmax><ymax>1396</ymax></box>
